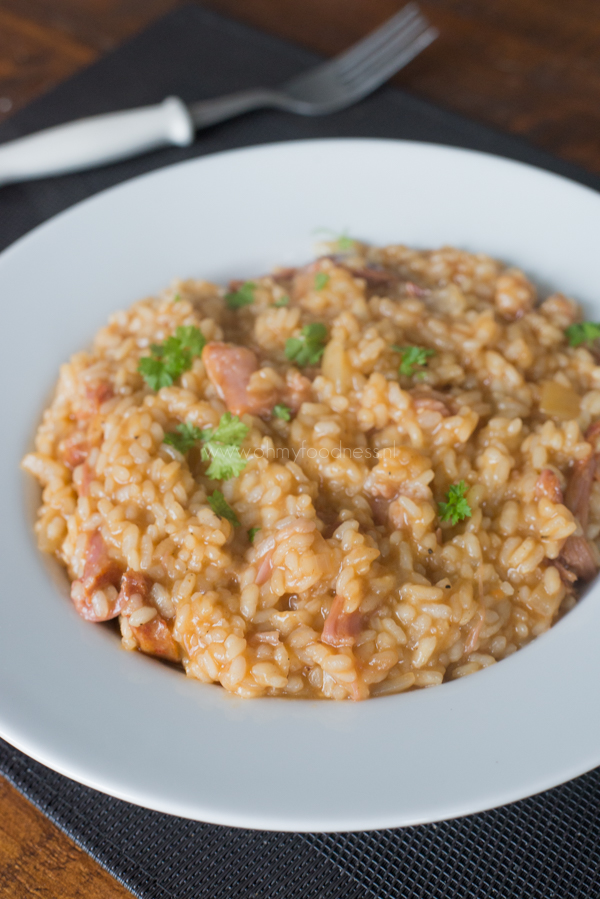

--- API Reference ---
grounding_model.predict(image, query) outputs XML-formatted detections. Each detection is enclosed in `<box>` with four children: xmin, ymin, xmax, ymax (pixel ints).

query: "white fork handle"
<box><xmin>0</xmin><ymin>97</ymin><xmax>194</xmax><ymax>186</ymax></box>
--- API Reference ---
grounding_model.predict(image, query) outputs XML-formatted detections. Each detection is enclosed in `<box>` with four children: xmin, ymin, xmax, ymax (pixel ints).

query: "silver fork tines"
<box><xmin>279</xmin><ymin>3</ymin><xmax>436</xmax><ymax>112</ymax></box>
<box><xmin>189</xmin><ymin>3</ymin><xmax>437</xmax><ymax>124</ymax></box>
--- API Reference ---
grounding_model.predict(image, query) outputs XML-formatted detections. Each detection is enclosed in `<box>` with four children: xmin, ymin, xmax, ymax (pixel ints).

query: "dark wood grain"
<box><xmin>0</xmin><ymin>0</ymin><xmax>599</xmax><ymax>895</ymax></box>
<box><xmin>0</xmin><ymin>776</ymin><xmax>131</xmax><ymax>897</ymax></box>
<box><xmin>1</xmin><ymin>0</ymin><xmax>600</xmax><ymax>170</ymax></box>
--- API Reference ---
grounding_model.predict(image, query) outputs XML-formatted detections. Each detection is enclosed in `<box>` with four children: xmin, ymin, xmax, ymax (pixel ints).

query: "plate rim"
<box><xmin>1</xmin><ymin>136</ymin><xmax>600</xmax><ymax>832</ymax></box>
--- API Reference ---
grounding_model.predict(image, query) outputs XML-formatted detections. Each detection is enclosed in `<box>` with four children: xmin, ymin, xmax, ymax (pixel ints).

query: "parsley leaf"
<box><xmin>273</xmin><ymin>295</ymin><xmax>290</xmax><ymax>307</ymax></box>
<box><xmin>208</xmin><ymin>490</ymin><xmax>240</xmax><ymax>526</ymax></box>
<box><xmin>312</xmin><ymin>228</ymin><xmax>354</xmax><ymax>253</ymax></box>
<box><xmin>202</xmin><ymin>445</ymin><xmax>247</xmax><ymax>480</ymax></box>
<box><xmin>285</xmin><ymin>323</ymin><xmax>328</xmax><ymax>366</ymax></box>
<box><xmin>393</xmin><ymin>345</ymin><xmax>435</xmax><ymax>377</ymax></box>
<box><xmin>438</xmin><ymin>481</ymin><xmax>472</xmax><ymax>526</ymax></box>
<box><xmin>273</xmin><ymin>403</ymin><xmax>291</xmax><ymax>421</ymax></box>
<box><xmin>138</xmin><ymin>356</ymin><xmax>173</xmax><ymax>391</ymax></box>
<box><xmin>336</xmin><ymin>234</ymin><xmax>356</xmax><ymax>252</ymax></box>
<box><xmin>138</xmin><ymin>326</ymin><xmax>206</xmax><ymax>391</ymax></box>
<box><xmin>172</xmin><ymin>293</ymin><xmax>182</xmax><ymax>303</ymax></box>
<box><xmin>565</xmin><ymin>322</ymin><xmax>600</xmax><ymax>347</ymax></box>
<box><xmin>314</xmin><ymin>272</ymin><xmax>330</xmax><ymax>291</ymax></box>
<box><xmin>226</xmin><ymin>281</ymin><xmax>255</xmax><ymax>309</ymax></box>
<box><xmin>200</xmin><ymin>412</ymin><xmax>250</xmax><ymax>480</ymax></box>
<box><xmin>175</xmin><ymin>325</ymin><xmax>206</xmax><ymax>356</ymax></box>
<box><xmin>163</xmin><ymin>421</ymin><xmax>202</xmax><ymax>454</ymax></box>
<box><xmin>201</xmin><ymin>412</ymin><xmax>249</xmax><ymax>446</ymax></box>
<box><xmin>248</xmin><ymin>527</ymin><xmax>261</xmax><ymax>543</ymax></box>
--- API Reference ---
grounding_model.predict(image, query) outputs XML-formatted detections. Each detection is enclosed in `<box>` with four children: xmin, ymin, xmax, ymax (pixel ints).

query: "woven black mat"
<box><xmin>1</xmin><ymin>6</ymin><xmax>600</xmax><ymax>898</ymax></box>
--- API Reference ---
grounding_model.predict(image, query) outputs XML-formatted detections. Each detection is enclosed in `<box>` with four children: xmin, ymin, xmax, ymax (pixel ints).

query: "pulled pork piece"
<box><xmin>534</xmin><ymin>469</ymin><xmax>563</xmax><ymax>504</ymax></box>
<box><xmin>86</xmin><ymin>381</ymin><xmax>114</xmax><ymax>411</ymax></box>
<box><xmin>61</xmin><ymin>432</ymin><xmax>90</xmax><ymax>469</ymax></box>
<box><xmin>343</xmin><ymin>265</ymin><xmax>399</xmax><ymax>285</ymax></box>
<box><xmin>564</xmin><ymin>455</ymin><xmax>597</xmax><ymax>527</ymax></box>
<box><xmin>119</xmin><ymin>570</ymin><xmax>180</xmax><ymax>662</ymax></box>
<box><xmin>404</xmin><ymin>281</ymin><xmax>428</xmax><ymax>298</ymax></box>
<box><xmin>410</xmin><ymin>388</ymin><xmax>453</xmax><ymax>418</ymax></box>
<box><xmin>321</xmin><ymin>595</ymin><xmax>362</xmax><ymax>648</ymax></box>
<box><xmin>202</xmin><ymin>342</ymin><xmax>276</xmax><ymax>417</ymax></box>
<box><xmin>559</xmin><ymin>453</ymin><xmax>599</xmax><ymax>582</ymax></box>
<box><xmin>585</xmin><ymin>420</ymin><xmax>600</xmax><ymax>451</ymax></box>
<box><xmin>553</xmin><ymin>559</ymin><xmax>577</xmax><ymax>591</ymax></box>
<box><xmin>255</xmin><ymin>551</ymin><xmax>273</xmax><ymax>586</ymax></box>
<box><xmin>464</xmin><ymin>609</ymin><xmax>485</xmax><ymax>654</ymax></box>
<box><xmin>70</xmin><ymin>530</ymin><xmax>123</xmax><ymax>621</ymax></box>
<box><xmin>560</xmin><ymin>537</ymin><xmax>597</xmax><ymax>584</ymax></box>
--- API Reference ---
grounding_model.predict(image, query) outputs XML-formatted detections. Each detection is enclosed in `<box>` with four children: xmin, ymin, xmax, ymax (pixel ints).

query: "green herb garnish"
<box><xmin>273</xmin><ymin>295</ymin><xmax>290</xmax><ymax>307</ymax></box>
<box><xmin>565</xmin><ymin>322</ymin><xmax>600</xmax><ymax>347</ymax></box>
<box><xmin>285</xmin><ymin>323</ymin><xmax>328</xmax><ymax>366</ymax></box>
<box><xmin>314</xmin><ymin>272</ymin><xmax>330</xmax><ymax>291</ymax></box>
<box><xmin>172</xmin><ymin>293</ymin><xmax>182</xmax><ymax>303</ymax></box>
<box><xmin>393</xmin><ymin>345</ymin><xmax>435</xmax><ymax>377</ymax></box>
<box><xmin>336</xmin><ymin>234</ymin><xmax>355</xmax><ymax>252</ymax></box>
<box><xmin>313</xmin><ymin>228</ymin><xmax>355</xmax><ymax>253</ymax></box>
<box><xmin>163</xmin><ymin>421</ymin><xmax>202</xmax><ymax>454</ymax></box>
<box><xmin>438</xmin><ymin>481</ymin><xmax>472</xmax><ymax>526</ymax></box>
<box><xmin>200</xmin><ymin>412</ymin><xmax>249</xmax><ymax>480</ymax></box>
<box><xmin>272</xmin><ymin>403</ymin><xmax>291</xmax><ymax>421</ymax></box>
<box><xmin>226</xmin><ymin>281</ymin><xmax>255</xmax><ymax>309</ymax></box>
<box><xmin>248</xmin><ymin>527</ymin><xmax>261</xmax><ymax>543</ymax></box>
<box><xmin>138</xmin><ymin>326</ymin><xmax>206</xmax><ymax>390</ymax></box>
<box><xmin>208</xmin><ymin>490</ymin><xmax>240</xmax><ymax>527</ymax></box>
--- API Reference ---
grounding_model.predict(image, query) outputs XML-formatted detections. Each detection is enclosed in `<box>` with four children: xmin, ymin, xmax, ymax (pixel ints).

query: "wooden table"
<box><xmin>1</xmin><ymin>0</ymin><xmax>599</xmax><ymax>895</ymax></box>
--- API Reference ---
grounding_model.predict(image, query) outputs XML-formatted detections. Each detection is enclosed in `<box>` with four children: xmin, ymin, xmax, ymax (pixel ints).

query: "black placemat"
<box><xmin>1</xmin><ymin>6</ymin><xmax>600</xmax><ymax>898</ymax></box>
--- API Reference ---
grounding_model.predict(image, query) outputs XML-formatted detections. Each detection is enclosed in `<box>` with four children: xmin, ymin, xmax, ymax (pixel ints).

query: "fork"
<box><xmin>0</xmin><ymin>4</ymin><xmax>437</xmax><ymax>187</ymax></box>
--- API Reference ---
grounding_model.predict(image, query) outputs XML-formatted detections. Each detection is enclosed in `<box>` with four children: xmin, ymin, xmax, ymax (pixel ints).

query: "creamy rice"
<box><xmin>22</xmin><ymin>242</ymin><xmax>600</xmax><ymax>699</ymax></box>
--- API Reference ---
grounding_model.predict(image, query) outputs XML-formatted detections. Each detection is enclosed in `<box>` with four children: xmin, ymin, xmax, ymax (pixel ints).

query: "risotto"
<box><xmin>22</xmin><ymin>241</ymin><xmax>600</xmax><ymax>700</ymax></box>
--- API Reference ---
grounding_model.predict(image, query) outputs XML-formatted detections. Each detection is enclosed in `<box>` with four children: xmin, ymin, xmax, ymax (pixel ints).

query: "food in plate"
<box><xmin>22</xmin><ymin>240</ymin><xmax>600</xmax><ymax>700</ymax></box>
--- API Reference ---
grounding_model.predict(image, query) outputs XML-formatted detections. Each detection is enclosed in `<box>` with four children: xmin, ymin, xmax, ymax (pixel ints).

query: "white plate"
<box><xmin>1</xmin><ymin>139</ymin><xmax>600</xmax><ymax>833</ymax></box>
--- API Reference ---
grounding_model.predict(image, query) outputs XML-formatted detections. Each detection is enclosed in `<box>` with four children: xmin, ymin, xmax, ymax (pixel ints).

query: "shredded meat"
<box><xmin>368</xmin><ymin>495</ymin><xmax>390</xmax><ymax>527</ymax></box>
<box><xmin>559</xmin><ymin>453</ymin><xmax>600</xmax><ymax>582</ymax></box>
<box><xmin>553</xmin><ymin>559</ymin><xmax>577</xmax><ymax>589</ymax></box>
<box><xmin>73</xmin><ymin>462</ymin><xmax>94</xmax><ymax>497</ymax></box>
<box><xmin>61</xmin><ymin>433</ymin><xmax>90</xmax><ymax>469</ymax></box>
<box><xmin>411</xmin><ymin>395</ymin><xmax>451</xmax><ymax>417</ymax></box>
<box><xmin>119</xmin><ymin>570</ymin><xmax>180</xmax><ymax>662</ymax></box>
<box><xmin>117</xmin><ymin>570</ymin><xmax>152</xmax><ymax>613</ymax></box>
<box><xmin>321</xmin><ymin>595</ymin><xmax>363</xmax><ymax>648</ymax></box>
<box><xmin>564</xmin><ymin>454</ymin><xmax>597</xmax><ymax>528</ymax></box>
<box><xmin>404</xmin><ymin>281</ymin><xmax>428</xmax><ymax>298</ymax></box>
<box><xmin>82</xmin><ymin>381</ymin><xmax>113</xmax><ymax>417</ymax></box>
<box><xmin>270</xmin><ymin>267</ymin><xmax>298</xmax><ymax>284</ymax></box>
<box><xmin>70</xmin><ymin>531</ymin><xmax>123</xmax><ymax>621</ymax></box>
<box><xmin>560</xmin><ymin>536</ymin><xmax>598</xmax><ymax>583</ymax></box>
<box><xmin>534</xmin><ymin>469</ymin><xmax>563</xmax><ymax>504</ymax></box>
<box><xmin>585</xmin><ymin>421</ymin><xmax>600</xmax><ymax>451</ymax></box>
<box><xmin>132</xmin><ymin>618</ymin><xmax>180</xmax><ymax>661</ymax></box>
<box><xmin>255</xmin><ymin>551</ymin><xmax>274</xmax><ymax>586</ymax></box>
<box><xmin>464</xmin><ymin>609</ymin><xmax>485</xmax><ymax>654</ymax></box>
<box><xmin>410</xmin><ymin>388</ymin><xmax>454</xmax><ymax>417</ymax></box>
<box><xmin>202</xmin><ymin>342</ymin><xmax>276</xmax><ymax>417</ymax></box>
<box><xmin>344</xmin><ymin>265</ymin><xmax>398</xmax><ymax>285</ymax></box>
